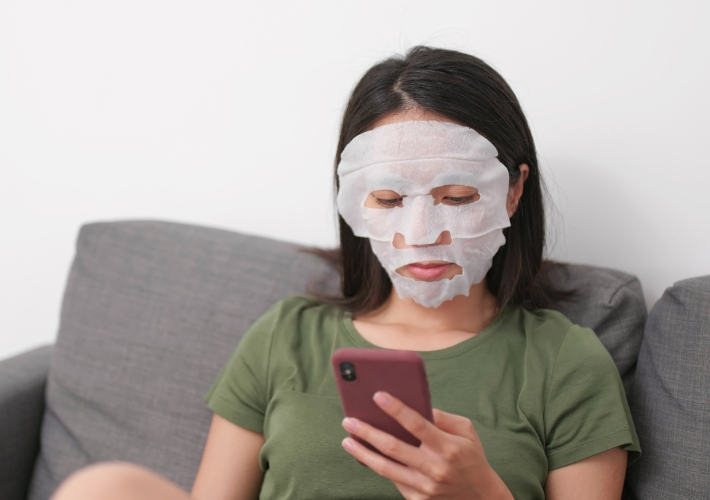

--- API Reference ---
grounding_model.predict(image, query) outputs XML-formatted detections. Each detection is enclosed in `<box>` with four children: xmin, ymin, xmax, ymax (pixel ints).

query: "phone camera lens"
<box><xmin>339</xmin><ymin>362</ymin><xmax>357</xmax><ymax>382</ymax></box>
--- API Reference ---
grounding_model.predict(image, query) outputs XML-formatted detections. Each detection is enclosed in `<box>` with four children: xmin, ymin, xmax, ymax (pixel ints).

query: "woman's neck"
<box><xmin>351</xmin><ymin>281</ymin><xmax>500</xmax><ymax>351</ymax></box>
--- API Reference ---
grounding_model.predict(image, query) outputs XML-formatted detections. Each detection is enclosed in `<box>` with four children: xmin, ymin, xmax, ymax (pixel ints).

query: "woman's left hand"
<box><xmin>341</xmin><ymin>391</ymin><xmax>513</xmax><ymax>500</ymax></box>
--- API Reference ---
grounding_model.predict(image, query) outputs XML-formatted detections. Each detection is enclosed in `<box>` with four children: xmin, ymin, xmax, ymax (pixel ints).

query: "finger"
<box><xmin>372</xmin><ymin>392</ymin><xmax>439</xmax><ymax>444</ymax></box>
<box><xmin>342</xmin><ymin>417</ymin><xmax>419</xmax><ymax>466</ymax></box>
<box><xmin>432</xmin><ymin>409</ymin><xmax>479</xmax><ymax>439</ymax></box>
<box><xmin>341</xmin><ymin>437</ymin><xmax>428</xmax><ymax>488</ymax></box>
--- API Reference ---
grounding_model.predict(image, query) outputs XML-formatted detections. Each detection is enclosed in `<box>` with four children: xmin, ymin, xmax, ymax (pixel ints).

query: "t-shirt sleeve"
<box><xmin>203</xmin><ymin>302</ymin><xmax>282</xmax><ymax>434</ymax></box>
<box><xmin>544</xmin><ymin>325</ymin><xmax>642</xmax><ymax>470</ymax></box>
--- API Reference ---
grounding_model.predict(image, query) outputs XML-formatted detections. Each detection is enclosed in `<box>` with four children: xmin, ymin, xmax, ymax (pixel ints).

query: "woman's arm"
<box><xmin>191</xmin><ymin>414</ymin><xmax>265</xmax><ymax>500</ymax></box>
<box><xmin>545</xmin><ymin>447</ymin><xmax>627</xmax><ymax>500</ymax></box>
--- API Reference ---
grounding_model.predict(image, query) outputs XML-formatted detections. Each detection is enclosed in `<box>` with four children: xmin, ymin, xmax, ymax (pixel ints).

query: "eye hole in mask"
<box><xmin>368</xmin><ymin>190</ymin><xmax>405</xmax><ymax>208</ymax></box>
<box><xmin>430</xmin><ymin>185</ymin><xmax>480</xmax><ymax>206</ymax></box>
<box><xmin>365</xmin><ymin>185</ymin><xmax>480</xmax><ymax>209</ymax></box>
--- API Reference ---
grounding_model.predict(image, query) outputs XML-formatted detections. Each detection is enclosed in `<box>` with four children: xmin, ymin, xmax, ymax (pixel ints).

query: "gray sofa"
<box><xmin>0</xmin><ymin>221</ymin><xmax>708</xmax><ymax>500</ymax></box>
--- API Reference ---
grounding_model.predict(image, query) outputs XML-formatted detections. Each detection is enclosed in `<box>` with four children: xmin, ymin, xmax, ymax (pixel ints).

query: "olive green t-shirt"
<box><xmin>205</xmin><ymin>296</ymin><xmax>640</xmax><ymax>500</ymax></box>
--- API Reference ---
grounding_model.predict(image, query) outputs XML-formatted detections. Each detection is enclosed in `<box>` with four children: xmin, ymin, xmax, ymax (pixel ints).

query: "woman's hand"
<box><xmin>341</xmin><ymin>392</ymin><xmax>513</xmax><ymax>500</ymax></box>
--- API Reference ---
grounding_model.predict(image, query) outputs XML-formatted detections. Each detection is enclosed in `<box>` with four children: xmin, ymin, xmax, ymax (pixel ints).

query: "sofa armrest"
<box><xmin>0</xmin><ymin>345</ymin><xmax>52</xmax><ymax>500</ymax></box>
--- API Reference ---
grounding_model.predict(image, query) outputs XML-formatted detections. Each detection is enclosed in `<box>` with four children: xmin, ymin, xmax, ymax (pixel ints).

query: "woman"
<box><xmin>53</xmin><ymin>46</ymin><xmax>640</xmax><ymax>500</ymax></box>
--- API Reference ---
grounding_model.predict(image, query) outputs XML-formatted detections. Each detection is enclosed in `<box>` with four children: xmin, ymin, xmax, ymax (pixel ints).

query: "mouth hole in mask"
<box><xmin>395</xmin><ymin>262</ymin><xmax>463</xmax><ymax>282</ymax></box>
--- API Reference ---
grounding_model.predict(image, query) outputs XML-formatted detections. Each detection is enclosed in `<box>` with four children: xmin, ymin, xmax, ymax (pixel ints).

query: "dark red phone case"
<box><xmin>331</xmin><ymin>348</ymin><xmax>433</xmax><ymax>456</ymax></box>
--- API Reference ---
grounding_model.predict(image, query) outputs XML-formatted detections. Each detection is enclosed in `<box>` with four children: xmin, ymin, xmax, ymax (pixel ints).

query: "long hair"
<box><xmin>319</xmin><ymin>46</ymin><xmax>556</xmax><ymax>315</ymax></box>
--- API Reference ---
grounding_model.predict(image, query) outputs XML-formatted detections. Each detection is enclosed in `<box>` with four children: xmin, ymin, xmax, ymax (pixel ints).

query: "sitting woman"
<box><xmin>53</xmin><ymin>46</ymin><xmax>640</xmax><ymax>500</ymax></box>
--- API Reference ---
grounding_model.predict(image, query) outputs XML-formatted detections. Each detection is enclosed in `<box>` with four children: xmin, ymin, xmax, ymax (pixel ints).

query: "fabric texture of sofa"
<box><xmin>0</xmin><ymin>221</ymin><xmax>708</xmax><ymax>500</ymax></box>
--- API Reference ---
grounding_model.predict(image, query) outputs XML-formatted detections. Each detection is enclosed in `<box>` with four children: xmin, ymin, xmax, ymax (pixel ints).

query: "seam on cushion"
<box><xmin>606</xmin><ymin>277</ymin><xmax>646</xmax><ymax>374</ymax></box>
<box><xmin>547</xmin><ymin>426</ymin><xmax>631</xmax><ymax>457</ymax></box>
<box><xmin>607</xmin><ymin>276</ymin><xmax>646</xmax><ymax>319</ymax></box>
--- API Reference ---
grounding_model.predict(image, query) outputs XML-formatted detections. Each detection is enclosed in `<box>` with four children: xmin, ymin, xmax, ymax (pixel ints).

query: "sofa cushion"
<box><xmin>29</xmin><ymin>221</ymin><xmax>647</xmax><ymax>499</ymax></box>
<box><xmin>625</xmin><ymin>276</ymin><xmax>710</xmax><ymax>499</ymax></box>
<box><xmin>29</xmin><ymin>221</ymin><xmax>339</xmax><ymax>499</ymax></box>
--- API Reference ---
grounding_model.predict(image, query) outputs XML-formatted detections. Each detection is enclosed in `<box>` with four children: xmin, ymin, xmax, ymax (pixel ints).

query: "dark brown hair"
<box><xmin>320</xmin><ymin>46</ymin><xmax>557</xmax><ymax>315</ymax></box>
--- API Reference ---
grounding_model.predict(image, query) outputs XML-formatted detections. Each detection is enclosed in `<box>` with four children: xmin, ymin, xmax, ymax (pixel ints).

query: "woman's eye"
<box><xmin>430</xmin><ymin>185</ymin><xmax>480</xmax><ymax>206</ymax></box>
<box><xmin>442</xmin><ymin>194</ymin><xmax>479</xmax><ymax>205</ymax></box>
<box><xmin>376</xmin><ymin>197</ymin><xmax>403</xmax><ymax>208</ymax></box>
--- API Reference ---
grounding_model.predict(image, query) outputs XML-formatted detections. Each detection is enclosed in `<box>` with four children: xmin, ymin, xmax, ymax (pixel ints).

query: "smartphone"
<box><xmin>331</xmin><ymin>348</ymin><xmax>433</xmax><ymax>457</ymax></box>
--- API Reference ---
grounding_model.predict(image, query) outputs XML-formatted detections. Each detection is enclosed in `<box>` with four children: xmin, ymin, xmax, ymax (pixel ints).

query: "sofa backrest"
<box><xmin>625</xmin><ymin>275</ymin><xmax>710</xmax><ymax>499</ymax></box>
<box><xmin>29</xmin><ymin>221</ymin><xmax>647</xmax><ymax>499</ymax></box>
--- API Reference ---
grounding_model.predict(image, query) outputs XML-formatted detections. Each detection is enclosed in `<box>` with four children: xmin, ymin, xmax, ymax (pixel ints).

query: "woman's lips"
<box><xmin>403</xmin><ymin>261</ymin><xmax>453</xmax><ymax>281</ymax></box>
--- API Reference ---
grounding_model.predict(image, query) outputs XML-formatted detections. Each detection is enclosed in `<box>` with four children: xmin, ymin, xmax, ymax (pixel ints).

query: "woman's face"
<box><xmin>336</xmin><ymin>110</ymin><xmax>521</xmax><ymax>307</ymax></box>
<box><xmin>362</xmin><ymin>109</ymin><xmax>500</xmax><ymax>283</ymax></box>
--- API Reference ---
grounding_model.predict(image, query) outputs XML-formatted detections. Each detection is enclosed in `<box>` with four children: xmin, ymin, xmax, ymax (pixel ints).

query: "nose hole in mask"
<box><xmin>392</xmin><ymin>231</ymin><xmax>453</xmax><ymax>249</ymax></box>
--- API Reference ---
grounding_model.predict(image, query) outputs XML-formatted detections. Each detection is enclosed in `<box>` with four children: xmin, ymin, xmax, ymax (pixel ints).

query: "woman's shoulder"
<box><xmin>507</xmin><ymin>306</ymin><xmax>609</xmax><ymax>361</ymax></box>
<box><xmin>261</xmin><ymin>294</ymin><xmax>346</xmax><ymax>323</ymax></box>
<box><xmin>241</xmin><ymin>295</ymin><xmax>347</xmax><ymax>344</ymax></box>
<box><xmin>509</xmin><ymin>305</ymin><xmax>575</xmax><ymax>340</ymax></box>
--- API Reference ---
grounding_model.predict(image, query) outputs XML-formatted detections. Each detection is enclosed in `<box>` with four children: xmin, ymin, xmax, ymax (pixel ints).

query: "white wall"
<box><xmin>2</xmin><ymin>0</ymin><xmax>709</xmax><ymax>360</ymax></box>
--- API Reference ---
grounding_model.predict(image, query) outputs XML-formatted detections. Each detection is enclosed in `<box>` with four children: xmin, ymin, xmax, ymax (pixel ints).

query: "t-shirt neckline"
<box><xmin>340</xmin><ymin>305</ymin><xmax>513</xmax><ymax>360</ymax></box>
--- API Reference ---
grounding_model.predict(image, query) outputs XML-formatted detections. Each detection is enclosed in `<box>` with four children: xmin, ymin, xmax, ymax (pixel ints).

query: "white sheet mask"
<box><xmin>337</xmin><ymin>120</ymin><xmax>511</xmax><ymax>308</ymax></box>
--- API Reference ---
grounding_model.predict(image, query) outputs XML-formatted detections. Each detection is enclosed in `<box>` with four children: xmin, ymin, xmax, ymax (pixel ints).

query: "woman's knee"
<box><xmin>51</xmin><ymin>461</ymin><xmax>189</xmax><ymax>500</ymax></box>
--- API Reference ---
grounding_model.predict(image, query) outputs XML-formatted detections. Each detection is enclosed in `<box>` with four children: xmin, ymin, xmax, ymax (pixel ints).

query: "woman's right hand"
<box><xmin>341</xmin><ymin>392</ymin><xmax>513</xmax><ymax>500</ymax></box>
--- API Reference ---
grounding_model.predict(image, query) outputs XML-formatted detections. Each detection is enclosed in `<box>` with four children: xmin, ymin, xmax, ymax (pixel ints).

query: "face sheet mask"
<box><xmin>337</xmin><ymin>120</ymin><xmax>511</xmax><ymax>308</ymax></box>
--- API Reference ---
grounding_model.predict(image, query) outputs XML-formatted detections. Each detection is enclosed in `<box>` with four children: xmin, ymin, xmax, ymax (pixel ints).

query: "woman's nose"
<box><xmin>396</xmin><ymin>195</ymin><xmax>450</xmax><ymax>245</ymax></box>
<box><xmin>392</xmin><ymin>231</ymin><xmax>452</xmax><ymax>249</ymax></box>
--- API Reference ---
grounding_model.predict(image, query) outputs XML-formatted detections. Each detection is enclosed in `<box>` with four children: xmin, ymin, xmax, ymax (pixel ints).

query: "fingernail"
<box><xmin>342</xmin><ymin>437</ymin><xmax>355</xmax><ymax>451</ymax></box>
<box><xmin>373</xmin><ymin>391</ymin><xmax>391</xmax><ymax>407</ymax></box>
<box><xmin>342</xmin><ymin>417</ymin><xmax>357</xmax><ymax>432</ymax></box>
